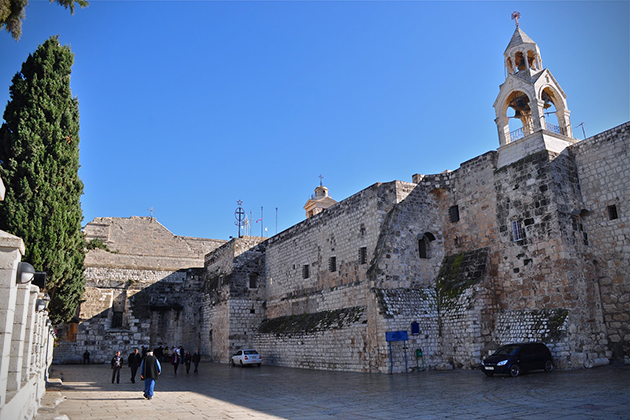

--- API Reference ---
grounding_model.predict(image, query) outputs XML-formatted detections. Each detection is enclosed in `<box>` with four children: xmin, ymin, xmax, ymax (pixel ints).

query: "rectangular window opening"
<box><xmin>249</xmin><ymin>274</ymin><xmax>258</xmax><ymax>289</ymax></box>
<box><xmin>302</xmin><ymin>264</ymin><xmax>310</xmax><ymax>279</ymax></box>
<box><xmin>608</xmin><ymin>204</ymin><xmax>619</xmax><ymax>220</ymax></box>
<box><xmin>449</xmin><ymin>205</ymin><xmax>460</xmax><ymax>223</ymax></box>
<box><xmin>112</xmin><ymin>311</ymin><xmax>123</xmax><ymax>328</ymax></box>
<box><xmin>329</xmin><ymin>256</ymin><xmax>337</xmax><ymax>273</ymax></box>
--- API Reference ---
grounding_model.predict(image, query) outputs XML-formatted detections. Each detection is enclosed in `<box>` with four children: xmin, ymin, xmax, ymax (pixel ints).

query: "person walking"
<box><xmin>192</xmin><ymin>350</ymin><xmax>201</xmax><ymax>374</ymax></box>
<box><xmin>140</xmin><ymin>349</ymin><xmax>161</xmax><ymax>400</ymax></box>
<box><xmin>184</xmin><ymin>351</ymin><xmax>192</xmax><ymax>374</ymax></box>
<box><xmin>171</xmin><ymin>347</ymin><xmax>180</xmax><ymax>374</ymax></box>
<box><xmin>111</xmin><ymin>351</ymin><xmax>123</xmax><ymax>384</ymax></box>
<box><xmin>128</xmin><ymin>348</ymin><xmax>142</xmax><ymax>383</ymax></box>
<box><xmin>83</xmin><ymin>350</ymin><xmax>90</xmax><ymax>365</ymax></box>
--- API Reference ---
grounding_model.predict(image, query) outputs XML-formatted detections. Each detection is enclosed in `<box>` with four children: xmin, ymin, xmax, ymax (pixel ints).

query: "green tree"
<box><xmin>0</xmin><ymin>36</ymin><xmax>85</xmax><ymax>324</ymax></box>
<box><xmin>1</xmin><ymin>0</ymin><xmax>88</xmax><ymax>41</ymax></box>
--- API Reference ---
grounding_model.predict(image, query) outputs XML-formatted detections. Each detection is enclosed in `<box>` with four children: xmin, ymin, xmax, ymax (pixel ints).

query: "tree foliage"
<box><xmin>0</xmin><ymin>36</ymin><xmax>85</xmax><ymax>324</ymax></box>
<box><xmin>1</xmin><ymin>0</ymin><xmax>88</xmax><ymax>41</ymax></box>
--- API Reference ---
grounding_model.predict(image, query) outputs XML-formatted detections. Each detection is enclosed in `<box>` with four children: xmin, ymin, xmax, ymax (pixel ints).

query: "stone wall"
<box><xmin>202</xmin><ymin>237</ymin><xmax>268</xmax><ymax>362</ymax></box>
<box><xmin>490</xmin><ymin>149</ymin><xmax>608</xmax><ymax>368</ymax></box>
<box><xmin>64</xmin><ymin>122</ymin><xmax>629</xmax><ymax>373</ymax></box>
<box><xmin>254</xmin><ymin>306</ymin><xmax>369</xmax><ymax>371</ymax></box>
<box><xmin>54</xmin><ymin>267</ymin><xmax>207</xmax><ymax>364</ymax></box>
<box><xmin>570</xmin><ymin>122</ymin><xmax>630</xmax><ymax>364</ymax></box>
<box><xmin>54</xmin><ymin>217</ymin><xmax>225</xmax><ymax>364</ymax></box>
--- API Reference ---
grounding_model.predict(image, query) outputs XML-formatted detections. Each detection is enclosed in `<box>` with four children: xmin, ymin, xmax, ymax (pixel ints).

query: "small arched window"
<box><xmin>418</xmin><ymin>232</ymin><xmax>436</xmax><ymax>259</ymax></box>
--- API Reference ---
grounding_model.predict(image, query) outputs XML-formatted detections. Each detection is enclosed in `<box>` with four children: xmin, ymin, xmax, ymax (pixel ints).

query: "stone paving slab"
<box><xmin>35</xmin><ymin>363</ymin><xmax>630</xmax><ymax>419</ymax></box>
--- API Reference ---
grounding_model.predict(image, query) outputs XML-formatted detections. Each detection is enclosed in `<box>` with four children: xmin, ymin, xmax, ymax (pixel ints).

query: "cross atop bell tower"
<box><xmin>493</xmin><ymin>13</ymin><xmax>576</xmax><ymax>167</ymax></box>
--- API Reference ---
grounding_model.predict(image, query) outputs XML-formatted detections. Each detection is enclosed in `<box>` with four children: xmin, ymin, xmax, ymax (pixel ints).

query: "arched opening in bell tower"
<box><xmin>506</xmin><ymin>90</ymin><xmax>534</xmax><ymax>140</ymax></box>
<box><xmin>540</xmin><ymin>87</ymin><xmax>562</xmax><ymax>134</ymax></box>
<box><xmin>515</xmin><ymin>51</ymin><xmax>527</xmax><ymax>72</ymax></box>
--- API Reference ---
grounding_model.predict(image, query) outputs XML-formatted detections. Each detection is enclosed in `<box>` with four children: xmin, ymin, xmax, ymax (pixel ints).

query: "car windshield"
<box><xmin>244</xmin><ymin>350</ymin><xmax>258</xmax><ymax>355</ymax></box>
<box><xmin>494</xmin><ymin>345</ymin><xmax>521</xmax><ymax>356</ymax></box>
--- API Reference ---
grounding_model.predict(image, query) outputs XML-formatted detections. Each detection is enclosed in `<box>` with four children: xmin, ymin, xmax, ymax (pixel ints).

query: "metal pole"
<box><xmin>404</xmin><ymin>341</ymin><xmax>408</xmax><ymax>374</ymax></box>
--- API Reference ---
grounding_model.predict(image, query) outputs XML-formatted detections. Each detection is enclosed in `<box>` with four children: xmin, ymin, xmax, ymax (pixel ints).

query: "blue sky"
<box><xmin>1</xmin><ymin>1</ymin><xmax>628</xmax><ymax>241</ymax></box>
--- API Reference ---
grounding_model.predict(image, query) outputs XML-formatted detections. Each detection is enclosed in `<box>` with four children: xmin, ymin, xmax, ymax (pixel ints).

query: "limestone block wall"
<box><xmin>201</xmin><ymin>300</ymin><xmax>229</xmax><ymax>362</ymax></box>
<box><xmin>254</xmin><ymin>307</ymin><xmax>369</xmax><ymax>372</ymax></box>
<box><xmin>372</xmin><ymin>289</ymin><xmax>438</xmax><ymax>373</ymax></box>
<box><xmin>84</xmin><ymin>217</ymin><xmax>225</xmax><ymax>270</ymax></box>
<box><xmin>570</xmin><ymin>122</ymin><xmax>630</xmax><ymax>363</ymax></box>
<box><xmin>369</xmin><ymin>181</ymin><xmax>443</xmax><ymax>290</ymax></box>
<box><xmin>264</xmin><ymin>183</ymin><xmax>387</xmax><ymax>308</ymax></box>
<box><xmin>266</xmin><ymin>282</ymin><xmax>369</xmax><ymax>320</ymax></box>
<box><xmin>493</xmin><ymin>309</ymin><xmax>569</xmax><ymax>356</ymax></box>
<box><xmin>55</xmin><ymin>217</ymin><xmax>225</xmax><ymax>364</ymax></box>
<box><xmin>228</xmin><ymin>299</ymin><xmax>266</xmax><ymax>356</ymax></box>
<box><xmin>490</xmin><ymin>149</ymin><xmax>607</xmax><ymax>368</ymax></box>
<box><xmin>202</xmin><ymin>237</ymin><xmax>268</xmax><ymax>361</ymax></box>
<box><xmin>54</xmin><ymin>266</ymin><xmax>206</xmax><ymax>364</ymax></box>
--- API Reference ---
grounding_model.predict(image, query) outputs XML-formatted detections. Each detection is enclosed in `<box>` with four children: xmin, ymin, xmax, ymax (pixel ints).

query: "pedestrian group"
<box><xmin>98</xmin><ymin>344</ymin><xmax>201</xmax><ymax>401</ymax></box>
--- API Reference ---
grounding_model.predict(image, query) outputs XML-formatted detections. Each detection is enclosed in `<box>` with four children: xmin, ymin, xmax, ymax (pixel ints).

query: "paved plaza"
<box><xmin>35</xmin><ymin>362</ymin><xmax>629</xmax><ymax>420</ymax></box>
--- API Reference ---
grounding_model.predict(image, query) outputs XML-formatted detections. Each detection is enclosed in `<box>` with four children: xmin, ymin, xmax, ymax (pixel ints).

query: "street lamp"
<box><xmin>17</xmin><ymin>262</ymin><xmax>35</xmax><ymax>284</ymax></box>
<box><xmin>35</xmin><ymin>298</ymin><xmax>48</xmax><ymax>312</ymax></box>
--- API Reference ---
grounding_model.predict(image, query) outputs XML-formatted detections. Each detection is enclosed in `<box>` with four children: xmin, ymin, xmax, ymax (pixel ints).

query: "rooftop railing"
<box><xmin>508</xmin><ymin>121</ymin><xmax>564</xmax><ymax>142</ymax></box>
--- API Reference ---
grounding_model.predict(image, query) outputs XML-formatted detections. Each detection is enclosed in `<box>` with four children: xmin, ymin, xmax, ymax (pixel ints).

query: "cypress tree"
<box><xmin>1</xmin><ymin>0</ymin><xmax>89</xmax><ymax>41</ymax></box>
<box><xmin>0</xmin><ymin>35</ymin><xmax>85</xmax><ymax>324</ymax></box>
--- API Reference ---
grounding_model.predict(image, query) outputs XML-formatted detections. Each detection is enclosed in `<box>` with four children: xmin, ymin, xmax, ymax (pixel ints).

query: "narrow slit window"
<box><xmin>512</xmin><ymin>220</ymin><xmax>525</xmax><ymax>241</ymax></box>
<box><xmin>359</xmin><ymin>247</ymin><xmax>368</xmax><ymax>265</ymax></box>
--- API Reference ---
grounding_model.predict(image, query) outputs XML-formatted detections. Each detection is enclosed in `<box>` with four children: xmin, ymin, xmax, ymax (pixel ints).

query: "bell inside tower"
<box><xmin>507</xmin><ymin>91</ymin><xmax>534</xmax><ymax>137</ymax></box>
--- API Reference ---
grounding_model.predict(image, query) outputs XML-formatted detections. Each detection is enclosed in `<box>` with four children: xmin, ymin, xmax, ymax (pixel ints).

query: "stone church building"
<box><xmin>54</xmin><ymin>26</ymin><xmax>629</xmax><ymax>373</ymax></box>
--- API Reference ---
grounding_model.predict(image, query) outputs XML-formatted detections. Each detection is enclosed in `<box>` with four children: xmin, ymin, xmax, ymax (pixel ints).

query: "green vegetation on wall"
<box><xmin>258</xmin><ymin>306</ymin><xmax>365</xmax><ymax>334</ymax></box>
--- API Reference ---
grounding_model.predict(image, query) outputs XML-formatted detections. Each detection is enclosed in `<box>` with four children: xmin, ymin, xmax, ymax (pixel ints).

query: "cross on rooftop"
<box><xmin>319</xmin><ymin>174</ymin><xmax>323</xmax><ymax>186</ymax></box>
<box><xmin>511</xmin><ymin>11</ymin><xmax>521</xmax><ymax>27</ymax></box>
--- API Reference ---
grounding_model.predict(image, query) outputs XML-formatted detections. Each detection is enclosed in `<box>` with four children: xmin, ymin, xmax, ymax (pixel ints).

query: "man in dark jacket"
<box><xmin>128</xmin><ymin>348</ymin><xmax>142</xmax><ymax>383</ymax></box>
<box><xmin>140</xmin><ymin>349</ymin><xmax>161</xmax><ymax>400</ymax></box>
<box><xmin>192</xmin><ymin>350</ymin><xmax>201</xmax><ymax>373</ymax></box>
<box><xmin>111</xmin><ymin>351</ymin><xmax>123</xmax><ymax>384</ymax></box>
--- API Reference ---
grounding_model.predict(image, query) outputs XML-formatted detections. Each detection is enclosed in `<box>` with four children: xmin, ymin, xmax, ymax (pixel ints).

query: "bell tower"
<box><xmin>493</xmin><ymin>13</ymin><xmax>576</xmax><ymax>167</ymax></box>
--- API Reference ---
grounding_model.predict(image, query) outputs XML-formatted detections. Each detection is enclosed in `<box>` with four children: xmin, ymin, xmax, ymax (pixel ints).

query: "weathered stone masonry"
<box><xmin>54</xmin><ymin>217</ymin><xmax>225</xmax><ymax>364</ymax></box>
<box><xmin>55</xmin><ymin>27</ymin><xmax>629</xmax><ymax>373</ymax></box>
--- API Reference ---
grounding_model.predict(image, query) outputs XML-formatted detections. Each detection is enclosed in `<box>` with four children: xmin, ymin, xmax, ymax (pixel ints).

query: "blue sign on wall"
<box><xmin>385</xmin><ymin>331</ymin><xmax>408</xmax><ymax>342</ymax></box>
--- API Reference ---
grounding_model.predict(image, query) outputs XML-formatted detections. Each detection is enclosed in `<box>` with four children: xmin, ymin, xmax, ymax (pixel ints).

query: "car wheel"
<box><xmin>483</xmin><ymin>371</ymin><xmax>494</xmax><ymax>377</ymax></box>
<box><xmin>509</xmin><ymin>364</ymin><xmax>521</xmax><ymax>377</ymax></box>
<box><xmin>240</xmin><ymin>361</ymin><xmax>244</xmax><ymax>367</ymax></box>
<box><xmin>544</xmin><ymin>360</ymin><xmax>554</xmax><ymax>373</ymax></box>
<box><xmin>257</xmin><ymin>363</ymin><xmax>261</xmax><ymax>367</ymax></box>
<box><xmin>230</xmin><ymin>359</ymin><xmax>235</xmax><ymax>367</ymax></box>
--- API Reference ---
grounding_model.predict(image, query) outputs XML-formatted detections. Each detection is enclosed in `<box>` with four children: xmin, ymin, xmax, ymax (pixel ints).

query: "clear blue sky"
<box><xmin>1</xmin><ymin>1</ymin><xmax>628</xmax><ymax>241</ymax></box>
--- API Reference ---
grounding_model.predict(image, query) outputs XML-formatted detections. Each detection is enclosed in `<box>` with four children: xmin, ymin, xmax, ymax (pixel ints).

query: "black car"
<box><xmin>481</xmin><ymin>342</ymin><xmax>554</xmax><ymax>377</ymax></box>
